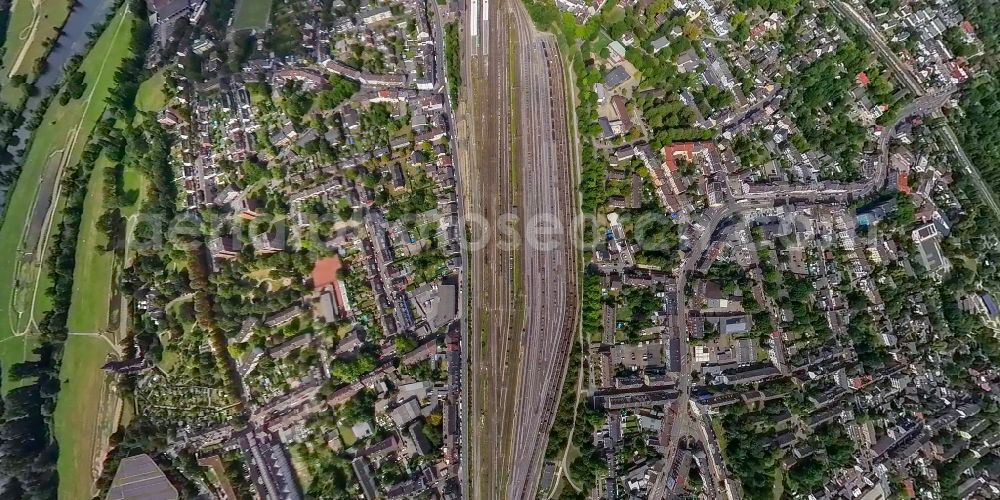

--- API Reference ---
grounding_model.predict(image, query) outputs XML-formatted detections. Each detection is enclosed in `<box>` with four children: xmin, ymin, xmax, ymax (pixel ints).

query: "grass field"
<box><xmin>53</xmin><ymin>335</ymin><xmax>114</xmax><ymax>500</ymax></box>
<box><xmin>134</xmin><ymin>68</ymin><xmax>167</xmax><ymax>113</ymax></box>
<box><xmin>57</xmin><ymin>152</ymin><xmax>116</xmax><ymax>497</ymax></box>
<box><xmin>0</xmin><ymin>0</ymin><xmax>36</xmax><ymax>104</ymax></box>
<box><xmin>122</xmin><ymin>167</ymin><xmax>146</xmax><ymax>215</ymax></box>
<box><xmin>0</xmin><ymin>335</ymin><xmax>38</xmax><ymax>388</ymax></box>
<box><xmin>1</xmin><ymin>0</ymin><xmax>37</xmax><ymax>71</ymax></box>
<box><xmin>0</xmin><ymin>0</ymin><xmax>74</xmax><ymax>105</ymax></box>
<box><xmin>66</xmin><ymin>154</ymin><xmax>115</xmax><ymax>333</ymax></box>
<box><xmin>51</xmin><ymin>8</ymin><xmax>138</xmax><ymax>497</ymax></box>
<box><xmin>0</xmin><ymin>4</ymin><xmax>137</xmax><ymax>496</ymax></box>
<box><xmin>338</xmin><ymin>425</ymin><xmax>358</xmax><ymax>447</ymax></box>
<box><xmin>232</xmin><ymin>0</ymin><xmax>272</xmax><ymax>31</ymax></box>
<box><xmin>711</xmin><ymin>417</ymin><xmax>728</xmax><ymax>459</ymax></box>
<box><xmin>0</xmin><ymin>4</ymin><xmax>134</xmax><ymax>364</ymax></box>
<box><xmin>772</xmin><ymin>468</ymin><xmax>785</xmax><ymax>500</ymax></box>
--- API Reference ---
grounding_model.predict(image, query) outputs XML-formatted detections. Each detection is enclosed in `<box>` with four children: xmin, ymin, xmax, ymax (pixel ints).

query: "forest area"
<box><xmin>950</xmin><ymin>0</ymin><xmax>1000</xmax><ymax>200</ymax></box>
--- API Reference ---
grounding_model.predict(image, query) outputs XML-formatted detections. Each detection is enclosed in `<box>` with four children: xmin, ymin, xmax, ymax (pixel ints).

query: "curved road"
<box><xmin>831</xmin><ymin>0</ymin><xmax>1000</xmax><ymax>221</ymax></box>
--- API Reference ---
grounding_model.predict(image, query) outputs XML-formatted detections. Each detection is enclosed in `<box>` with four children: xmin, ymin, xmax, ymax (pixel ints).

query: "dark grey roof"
<box><xmin>604</xmin><ymin>65</ymin><xmax>630</xmax><ymax>89</ymax></box>
<box><xmin>352</xmin><ymin>458</ymin><xmax>380</xmax><ymax>500</ymax></box>
<box><xmin>148</xmin><ymin>0</ymin><xmax>191</xmax><ymax>20</ymax></box>
<box><xmin>106</xmin><ymin>454</ymin><xmax>178</xmax><ymax>500</ymax></box>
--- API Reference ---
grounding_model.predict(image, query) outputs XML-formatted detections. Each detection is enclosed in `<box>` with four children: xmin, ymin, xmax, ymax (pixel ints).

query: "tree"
<box><xmin>59</xmin><ymin>70</ymin><xmax>87</xmax><ymax>105</ymax></box>
<box><xmin>394</xmin><ymin>335</ymin><xmax>418</xmax><ymax>354</ymax></box>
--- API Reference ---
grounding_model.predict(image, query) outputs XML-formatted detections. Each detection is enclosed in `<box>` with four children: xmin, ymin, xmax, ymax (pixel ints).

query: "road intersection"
<box><xmin>831</xmin><ymin>0</ymin><xmax>1000</xmax><ymax>221</ymax></box>
<box><xmin>653</xmin><ymin>83</ymin><xmax>955</xmax><ymax>499</ymax></box>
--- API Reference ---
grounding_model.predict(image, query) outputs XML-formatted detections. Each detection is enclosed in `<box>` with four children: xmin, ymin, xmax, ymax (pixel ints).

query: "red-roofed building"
<box><xmin>312</xmin><ymin>256</ymin><xmax>343</xmax><ymax>290</ymax></box>
<box><xmin>661</xmin><ymin>141</ymin><xmax>722</xmax><ymax>176</ymax></box>
<box><xmin>960</xmin><ymin>20</ymin><xmax>975</xmax><ymax>35</ymax></box>
<box><xmin>947</xmin><ymin>60</ymin><xmax>970</xmax><ymax>84</ymax></box>
<box><xmin>898</xmin><ymin>172</ymin><xmax>912</xmax><ymax>194</ymax></box>
<box><xmin>273</xmin><ymin>68</ymin><xmax>330</xmax><ymax>91</ymax></box>
<box><xmin>856</xmin><ymin>72</ymin><xmax>870</xmax><ymax>86</ymax></box>
<box><xmin>662</xmin><ymin>143</ymin><xmax>697</xmax><ymax>172</ymax></box>
<box><xmin>663</xmin><ymin>142</ymin><xmax>709</xmax><ymax>171</ymax></box>
<box><xmin>312</xmin><ymin>256</ymin><xmax>351</xmax><ymax>315</ymax></box>
<box><xmin>850</xmin><ymin>375</ymin><xmax>873</xmax><ymax>389</ymax></box>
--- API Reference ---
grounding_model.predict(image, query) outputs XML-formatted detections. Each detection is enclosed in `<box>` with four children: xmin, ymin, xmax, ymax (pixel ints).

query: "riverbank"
<box><xmin>0</xmin><ymin>0</ymin><xmax>73</xmax><ymax>105</ymax></box>
<box><xmin>0</xmin><ymin>0</ymin><xmax>118</xmax><ymax>213</ymax></box>
<box><xmin>0</xmin><ymin>2</ymin><xmax>133</xmax><ymax>363</ymax></box>
<box><xmin>50</xmin><ymin>7</ymin><xmax>139</xmax><ymax>497</ymax></box>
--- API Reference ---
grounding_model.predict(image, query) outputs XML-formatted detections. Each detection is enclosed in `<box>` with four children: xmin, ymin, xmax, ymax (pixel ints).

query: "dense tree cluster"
<box><xmin>385</xmin><ymin>168</ymin><xmax>438</xmax><ymax>219</ymax></box>
<box><xmin>785</xmin><ymin>424</ymin><xmax>856</xmax><ymax>494</ymax></box>
<box><xmin>330</xmin><ymin>351</ymin><xmax>378</xmax><ymax>383</ymax></box>
<box><xmin>618</xmin><ymin>287</ymin><xmax>660</xmax><ymax>339</ymax></box>
<box><xmin>57</xmin><ymin>70</ymin><xmax>87</xmax><ymax>105</ymax></box>
<box><xmin>956</xmin><ymin>0</ymin><xmax>999</xmax><ymax>58</ymax></box>
<box><xmin>733</xmin><ymin>0</ymin><xmax>799</xmax><ymax>14</ymax></box>
<box><xmin>578</xmin><ymin>142</ymin><xmax>606</xmax><ymax>214</ymax></box>
<box><xmin>951</xmin><ymin>78</ymin><xmax>1000</xmax><ymax>201</ymax></box>
<box><xmin>619</xmin><ymin>206</ymin><xmax>680</xmax><ymax>269</ymax></box>
<box><xmin>783</xmin><ymin>42</ymin><xmax>869</xmax><ymax>179</ymax></box>
<box><xmin>545</xmin><ymin>274</ymin><xmax>599</xmax><ymax>463</ymax></box>
<box><xmin>317</xmin><ymin>74</ymin><xmax>360</xmax><ymax>110</ymax></box>
<box><xmin>719</xmin><ymin>404</ymin><xmax>782</xmax><ymax>497</ymax></box>
<box><xmin>579</xmin><ymin>270</ymin><xmax>603</xmax><ymax>341</ymax></box>
<box><xmin>444</xmin><ymin>22</ymin><xmax>461</xmax><ymax>105</ymax></box>
<box><xmin>185</xmin><ymin>247</ymin><xmax>247</xmax><ymax>403</ymax></box>
<box><xmin>211</xmin><ymin>251</ymin><xmax>316</xmax><ymax>334</ymax></box>
<box><xmin>280</xmin><ymin>80</ymin><xmax>315</xmax><ymax>124</ymax></box>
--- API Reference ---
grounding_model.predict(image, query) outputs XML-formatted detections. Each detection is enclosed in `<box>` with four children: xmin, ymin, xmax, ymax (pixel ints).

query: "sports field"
<box><xmin>0</xmin><ymin>0</ymin><xmax>73</xmax><ymax>105</ymax></box>
<box><xmin>232</xmin><ymin>0</ymin><xmax>272</xmax><ymax>31</ymax></box>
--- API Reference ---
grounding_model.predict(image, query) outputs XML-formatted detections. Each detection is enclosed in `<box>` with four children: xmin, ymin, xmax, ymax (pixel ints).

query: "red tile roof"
<box><xmin>661</xmin><ymin>142</ymin><xmax>718</xmax><ymax>173</ymax></box>
<box><xmin>661</xmin><ymin>142</ymin><xmax>697</xmax><ymax>172</ymax></box>
<box><xmin>897</xmin><ymin>172</ymin><xmax>912</xmax><ymax>194</ymax></box>
<box><xmin>312</xmin><ymin>256</ymin><xmax>343</xmax><ymax>290</ymax></box>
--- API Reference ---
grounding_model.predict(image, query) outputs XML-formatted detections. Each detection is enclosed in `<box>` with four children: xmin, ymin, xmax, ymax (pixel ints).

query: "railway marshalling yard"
<box><xmin>461</xmin><ymin>0</ymin><xmax>580</xmax><ymax>497</ymax></box>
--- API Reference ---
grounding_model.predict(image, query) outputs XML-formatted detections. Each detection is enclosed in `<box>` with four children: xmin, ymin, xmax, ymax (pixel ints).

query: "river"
<box><xmin>0</xmin><ymin>0</ymin><xmax>116</xmax><ymax>209</ymax></box>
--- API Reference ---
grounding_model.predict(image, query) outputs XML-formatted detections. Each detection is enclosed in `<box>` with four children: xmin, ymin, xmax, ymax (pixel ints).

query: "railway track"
<box><xmin>505</xmin><ymin>1</ymin><xmax>579</xmax><ymax>496</ymax></box>
<box><xmin>466</xmin><ymin>1</ymin><xmax>521</xmax><ymax>497</ymax></box>
<box><xmin>463</xmin><ymin>0</ymin><xmax>580</xmax><ymax>495</ymax></box>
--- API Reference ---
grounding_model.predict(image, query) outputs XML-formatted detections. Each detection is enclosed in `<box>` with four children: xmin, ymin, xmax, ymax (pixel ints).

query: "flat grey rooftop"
<box><xmin>106</xmin><ymin>454</ymin><xmax>178</xmax><ymax>500</ymax></box>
